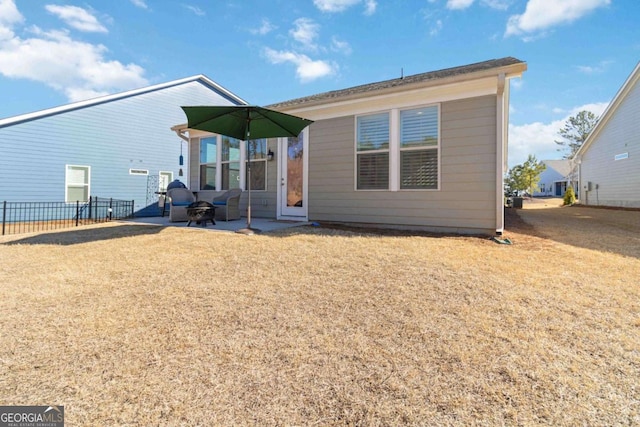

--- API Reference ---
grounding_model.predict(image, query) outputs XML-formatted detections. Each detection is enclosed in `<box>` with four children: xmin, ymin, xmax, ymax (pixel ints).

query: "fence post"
<box><xmin>131</xmin><ymin>200</ymin><xmax>135</xmax><ymax>218</ymax></box>
<box><xmin>2</xmin><ymin>201</ymin><xmax>6</xmax><ymax>236</ymax></box>
<box><xmin>109</xmin><ymin>198</ymin><xmax>113</xmax><ymax>221</ymax></box>
<box><xmin>88</xmin><ymin>196</ymin><xmax>93</xmax><ymax>220</ymax></box>
<box><xmin>75</xmin><ymin>201</ymin><xmax>80</xmax><ymax>227</ymax></box>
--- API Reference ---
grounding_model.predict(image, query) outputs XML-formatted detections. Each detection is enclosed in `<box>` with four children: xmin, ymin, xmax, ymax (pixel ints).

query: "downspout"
<box><xmin>495</xmin><ymin>73</ymin><xmax>506</xmax><ymax>235</ymax></box>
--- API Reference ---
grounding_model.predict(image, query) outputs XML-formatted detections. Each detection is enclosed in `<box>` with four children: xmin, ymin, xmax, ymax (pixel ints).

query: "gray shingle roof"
<box><xmin>267</xmin><ymin>57</ymin><xmax>525</xmax><ymax>109</ymax></box>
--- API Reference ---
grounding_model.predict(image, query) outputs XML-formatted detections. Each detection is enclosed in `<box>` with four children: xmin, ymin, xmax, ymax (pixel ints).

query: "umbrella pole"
<box><xmin>247</xmin><ymin>138</ymin><xmax>251</xmax><ymax>229</ymax></box>
<box><xmin>237</xmin><ymin>124</ymin><xmax>259</xmax><ymax>234</ymax></box>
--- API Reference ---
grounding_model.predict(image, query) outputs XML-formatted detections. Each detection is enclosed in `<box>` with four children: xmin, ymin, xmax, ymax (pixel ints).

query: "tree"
<box><xmin>555</xmin><ymin>110</ymin><xmax>599</xmax><ymax>159</ymax></box>
<box><xmin>506</xmin><ymin>155</ymin><xmax>546</xmax><ymax>196</ymax></box>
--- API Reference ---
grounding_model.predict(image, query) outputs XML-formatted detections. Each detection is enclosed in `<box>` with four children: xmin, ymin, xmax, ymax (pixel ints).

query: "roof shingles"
<box><xmin>268</xmin><ymin>57</ymin><xmax>525</xmax><ymax>109</ymax></box>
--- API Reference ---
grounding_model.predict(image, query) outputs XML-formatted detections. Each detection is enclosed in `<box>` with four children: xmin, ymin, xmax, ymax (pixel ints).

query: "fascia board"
<box><xmin>0</xmin><ymin>75</ymin><xmax>247</xmax><ymax>128</ymax></box>
<box><xmin>280</xmin><ymin>76</ymin><xmax>502</xmax><ymax>121</ymax></box>
<box><xmin>576</xmin><ymin>61</ymin><xmax>640</xmax><ymax>158</ymax></box>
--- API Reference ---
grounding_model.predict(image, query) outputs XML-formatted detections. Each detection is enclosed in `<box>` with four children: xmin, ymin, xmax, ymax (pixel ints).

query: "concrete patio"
<box><xmin>124</xmin><ymin>215</ymin><xmax>311</xmax><ymax>233</ymax></box>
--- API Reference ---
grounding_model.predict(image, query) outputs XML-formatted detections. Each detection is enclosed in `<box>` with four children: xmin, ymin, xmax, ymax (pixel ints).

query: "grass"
<box><xmin>1</xmin><ymin>204</ymin><xmax>639</xmax><ymax>425</ymax></box>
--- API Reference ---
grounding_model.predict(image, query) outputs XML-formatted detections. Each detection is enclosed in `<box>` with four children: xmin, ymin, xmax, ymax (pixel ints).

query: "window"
<box><xmin>221</xmin><ymin>136</ymin><xmax>241</xmax><ymax>190</ymax></box>
<box><xmin>400</xmin><ymin>106</ymin><xmax>439</xmax><ymax>189</ymax></box>
<box><xmin>200</xmin><ymin>137</ymin><xmax>217</xmax><ymax>190</ymax></box>
<box><xmin>199</xmin><ymin>136</ymin><xmax>267</xmax><ymax>191</ymax></box>
<box><xmin>65</xmin><ymin>165</ymin><xmax>90</xmax><ymax>202</ymax></box>
<box><xmin>246</xmin><ymin>139</ymin><xmax>267</xmax><ymax>191</ymax></box>
<box><xmin>356</xmin><ymin>112</ymin><xmax>389</xmax><ymax>190</ymax></box>
<box><xmin>355</xmin><ymin>106</ymin><xmax>439</xmax><ymax>191</ymax></box>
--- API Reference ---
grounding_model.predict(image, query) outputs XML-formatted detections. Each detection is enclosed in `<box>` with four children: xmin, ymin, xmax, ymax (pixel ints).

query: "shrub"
<box><xmin>564</xmin><ymin>186</ymin><xmax>576</xmax><ymax>205</ymax></box>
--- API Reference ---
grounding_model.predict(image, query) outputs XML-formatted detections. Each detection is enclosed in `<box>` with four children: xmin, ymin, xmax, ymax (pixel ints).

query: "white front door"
<box><xmin>278</xmin><ymin>129</ymin><xmax>308</xmax><ymax>219</ymax></box>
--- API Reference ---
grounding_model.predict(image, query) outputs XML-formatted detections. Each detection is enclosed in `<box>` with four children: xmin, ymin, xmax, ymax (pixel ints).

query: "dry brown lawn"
<box><xmin>1</xmin><ymin>202</ymin><xmax>639</xmax><ymax>426</ymax></box>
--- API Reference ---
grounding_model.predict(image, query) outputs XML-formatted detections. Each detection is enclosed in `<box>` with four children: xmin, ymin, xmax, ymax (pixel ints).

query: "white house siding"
<box><xmin>580</xmin><ymin>75</ymin><xmax>640</xmax><ymax>208</ymax></box>
<box><xmin>307</xmin><ymin>95</ymin><xmax>498</xmax><ymax>234</ymax></box>
<box><xmin>0</xmin><ymin>80</ymin><xmax>238</xmax><ymax>214</ymax></box>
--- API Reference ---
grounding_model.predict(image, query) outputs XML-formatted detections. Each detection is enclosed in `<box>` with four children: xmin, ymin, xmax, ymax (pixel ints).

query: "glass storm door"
<box><xmin>280</xmin><ymin>131</ymin><xmax>307</xmax><ymax>218</ymax></box>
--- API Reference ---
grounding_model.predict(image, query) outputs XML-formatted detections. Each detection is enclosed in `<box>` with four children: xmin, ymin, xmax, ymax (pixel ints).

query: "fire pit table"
<box><xmin>186</xmin><ymin>201</ymin><xmax>216</xmax><ymax>227</ymax></box>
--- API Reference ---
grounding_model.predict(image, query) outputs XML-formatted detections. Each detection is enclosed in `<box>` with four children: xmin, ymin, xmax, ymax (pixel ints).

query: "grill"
<box><xmin>186</xmin><ymin>201</ymin><xmax>216</xmax><ymax>227</ymax></box>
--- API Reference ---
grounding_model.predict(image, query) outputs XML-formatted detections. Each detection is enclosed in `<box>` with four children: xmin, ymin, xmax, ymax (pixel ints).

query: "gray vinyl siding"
<box><xmin>580</xmin><ymin>77</ymin><xmax>640</xmax><ymax>208</ymax></box>
<box><xmin>0</xmin><ymin>81</ymin><xmax>237</xmax><ymax>214</ymax></box>
<box><xmin>307</xmin><ymin>95</ymin><xmax>497</xmax><ymax>233</ymax></box>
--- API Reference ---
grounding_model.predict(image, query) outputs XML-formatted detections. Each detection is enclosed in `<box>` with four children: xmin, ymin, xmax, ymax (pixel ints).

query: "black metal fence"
<box><xmin>1</xmin><ymin>197</ymin><xmax>135</xmax><ymax>236</ymax></box>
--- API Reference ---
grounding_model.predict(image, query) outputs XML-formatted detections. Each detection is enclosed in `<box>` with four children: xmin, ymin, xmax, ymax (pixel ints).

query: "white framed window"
<box><xmin>356</xmin><ymin>112</ymin><xmax>390</xmax><ymax>190</ymax></box>
<box><xmin>200</xmin><ymin>137</ymin><xmax>217</xmax><ymax>190</ymax></box>
<box><xmin>221</xmin><ymin>136</ymin><xmax>241</xmax><ymax>190</ymax></box>
<box><xmin>65</xmin><ymin>165</ymin><xmax>90</xmax><ymax>203</ymax></box>
<box><xmin>355</xmin><ymin>105</ymin><xmax>440</xmax><ymax>191</ymax></box>
<box><xmin>399</xmin><ymin>106</ymin><xmax>439</xmax><ymax>190</ymax></box>
<box><xmin>199</xmin><ymin>136</ymin><xmax>267</xmax><ymax>191</ymax></box>
<box><xmin>246</xmin><ymin>138</ymin><xmax>267</xmax><ymax>191</ymax></box>
<box><xmin>159</xmin><ymin>171</ymin><xmax>173</xmax><ymax>192</ymax></box>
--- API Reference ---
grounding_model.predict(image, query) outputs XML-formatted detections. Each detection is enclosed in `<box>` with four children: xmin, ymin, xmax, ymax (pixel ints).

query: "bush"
<box><xmin>564</xmin><ymin>186</ymin><xmax>576</xmax><ymax>205</ymax></box>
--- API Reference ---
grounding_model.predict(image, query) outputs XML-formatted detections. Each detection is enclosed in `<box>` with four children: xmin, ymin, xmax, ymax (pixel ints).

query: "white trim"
<box><xmin>158</xmin><ymin>171</ymin><xmax>173</xmax><ymax>191</ymax></box>
<box><xmin>65</xmin><ymin>164</ymin><xmax>91</xmax><ymax>203</ymax></box>
<box><xmin>354</xmin><ymin>103</ymin><xmax>441</xmax><ymax>192</ymax></box>
<box><xmin>277</xmin><ymin>77</ymin><xmax>500</xmax><ymax>121</ymax></box>
<box><xmin>0</xmin><ymin>75</ymin><xmax>247</xmax><ymax>128</ymax></box>
<box><xmin>495</xmin><ymin>73</ymin><xmax>506</xmax><ymax>234</ymax></box>
<box><xmin>277</xmin><ymin>128</ymin><xmax>309</xmax><ymax>220</ymax></box>
<box><xmin>577</xmin><ymin>61</ymin><xmax>640</xmax><ymax>157</ymax></box>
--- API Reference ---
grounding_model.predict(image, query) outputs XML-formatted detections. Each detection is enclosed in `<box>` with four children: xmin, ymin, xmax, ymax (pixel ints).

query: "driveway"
<box><xmin>505</xmin><ymin>198</ymin><xmax>640</xmax><ymax>259</ymax></box>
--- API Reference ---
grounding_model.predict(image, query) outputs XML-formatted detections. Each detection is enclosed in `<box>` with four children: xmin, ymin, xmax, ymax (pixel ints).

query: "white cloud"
<box><xmin>0</xmin><ymin>2</ymin><xmax>148</xmax><ymax>103</ymax></box>
<box><xmin>508</xmin><ymin>102</ymin><xmax>608</xmax><ymax>166</ymax></box>
<box><xmin>250</xmin><ymin>18</ymin><xmax>276</xmax><ymax>36</ymax></box>
<box><xmin>481</xmin><ymin>0</ymin><xmax>511</xmax><ymax>10</ymax></box>
<box><xmin>446</xmin><ymin>0</ymin><xmax>475</xmax><ymax>10</ymax></box>
<box><xmin>290</xmin><ymin>18</ymin><xmax>320</xmax><ymax>51</ymax></box>
<box><xmin>184</xmin><ymin>5</ymin><xmax>205</xmax><ymax>16</ymax></box>
<box><xmin>430</xmin><ymin>19</ymin><xmax>443</xmax><ymax>36</ymax></box>
<box><xmin>263</xmin><ymin>47</ymin><xmax>336</xmax><ymax>82</ymax></box>
<box><xmin>363</xmin><ymin>0</ymin><xmax>377</xmax><ymax>15</ymax></box>
<box><xmin>576</xmin><ymin>60</ymin><xmax>613</xmax><ymax>74</ymax></box>
<box><xmin>130</xmin><ymin>0</ymin><xmax>148</xmax><ymax>9</ymax></box>
<box><xmin>506</xmin><ymin>0</ymin><xmax>611</xmax><ymax>38</ymax></box>
<box><xmin>45</xmin><ymin>5</ymin><xmax>108</xmax><ymax>33</ymax></box>
<box><xmin>331</xmin><ymin>36</ymin><xmax>352</xmax><ymax>55</ymax></box>
<box><xmin>0</xmin><ymin>0</ymin><xmax>23</xmax><ymax>40</ymax></box>
<box><xmin>313</xmin><ymin>0</ymin><xmax>377</xmax><ymax>14</ymax></box>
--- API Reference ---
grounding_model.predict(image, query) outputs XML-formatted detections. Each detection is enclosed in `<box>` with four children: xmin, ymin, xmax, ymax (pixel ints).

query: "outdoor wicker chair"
<box><xmin>167</xmin><ymin>188</ymin><xmax>196</xmax><ymax>222</ymax></box>
<box><xmin>212</xmin><ymin>188</ymin><xmax>242</xmax><ymax>221</ymax></box>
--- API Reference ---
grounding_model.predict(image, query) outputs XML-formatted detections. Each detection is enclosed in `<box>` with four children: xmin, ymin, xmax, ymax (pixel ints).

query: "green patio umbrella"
<box><xmin>181</xmin><ymin>105</ymin><xmax>313</xmax><ymax>234</ymax></box>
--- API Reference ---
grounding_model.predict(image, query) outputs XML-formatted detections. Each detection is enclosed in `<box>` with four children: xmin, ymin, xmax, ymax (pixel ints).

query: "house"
<box><xmin>174</xmin><ymin>57</ymin><xmax>527</xmax><ymax>235</ymax></box>
<box><xmin>0</xmin><ymin>76</ymin><xmax>246</xmax><ymax>215</ymax></box>
<box><xmin>533</xmin><ymin>159</ymin><xmax>579</xmax><ymax>197</ymax></box>
<box><xmin>575</xmin><ymin>61</ymin><xmax>640</xmax><ymax>208</ymax></box>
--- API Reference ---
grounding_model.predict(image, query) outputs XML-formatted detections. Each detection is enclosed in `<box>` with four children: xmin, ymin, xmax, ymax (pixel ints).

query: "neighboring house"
<box><xmin>175</xmin><ymin>57</ymin><xmax>527</xmax><ymax>235</ymax></box>
<box><xmin>0</xmin><ymin>76</ymin><xmax>246</xmax><ymax>215</ymax></box>
<box><xmin>533</xmin><ymin>159</ymin><xmax>579</xmax><ymax>197</ymax></box>
<box><xmin>576</xmin><ymin>61</ymin><xmax>640</xmax><ymax>208</ymax></box>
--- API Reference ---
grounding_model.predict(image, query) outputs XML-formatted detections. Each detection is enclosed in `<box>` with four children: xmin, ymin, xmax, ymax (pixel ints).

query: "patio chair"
<box><xmin>167</xmin><ymin>188</ymin><xmax>196</xmax><ymax>222</ymax></box>
<box><xmin>212</xmin><ymin>188</ymin><xmax>242</xmax><ymax>221</ymax></box>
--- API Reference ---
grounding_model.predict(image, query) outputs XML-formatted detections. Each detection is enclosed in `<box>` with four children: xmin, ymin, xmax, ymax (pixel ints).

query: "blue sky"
<box><xmin>0</xmin><ymin>0</ymin><xmax>638</xmax><ymax>167</ymax></box>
